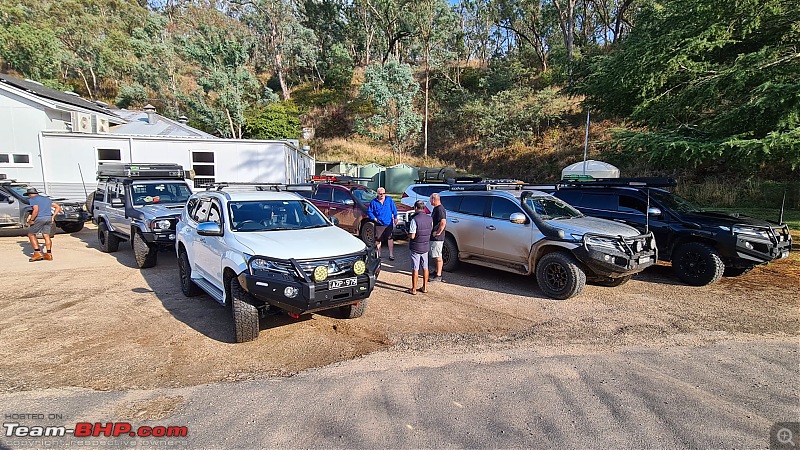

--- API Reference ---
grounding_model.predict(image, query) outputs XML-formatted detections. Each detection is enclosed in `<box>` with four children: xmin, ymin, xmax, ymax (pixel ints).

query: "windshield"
<box><xmin>132</xmin><ymin>182</ymin><xmax>192</xmax><ymax>206</ymax></box>
<box><xmin>351</xmin><ymin>188</ymin><xmax>377</xmax><ymax>204</ymax></box>
<box><xmin>524</xmin><ymin>195</ymin><xmax>583</xmax><ymax>220</ymax></box>
<box><xmin>228</xmin><ymin>200</ymin><xmax>330</xmax><ymax>232</ymax></box>
<box><xmin>649</xmin><ymin>189</ymin><xmax>699</xmax><ymax>214</ymax></box>
<box><xmin>8</xmin><ymin>185</ymin><xmax>29</xmax><ymax>198</ymax></box>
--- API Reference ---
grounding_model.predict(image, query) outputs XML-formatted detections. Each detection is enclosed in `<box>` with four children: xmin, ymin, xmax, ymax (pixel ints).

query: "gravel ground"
<box><xmin>0</xmin><ymin>224</ymin><xmax>797</xmax><ymax>392</ymax></box>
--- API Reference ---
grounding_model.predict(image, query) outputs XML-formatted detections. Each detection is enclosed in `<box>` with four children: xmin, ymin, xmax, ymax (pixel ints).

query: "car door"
<box><xmin>312</xmin><ymin>186</ymin><xmax>334</xmax><ymax>219</ymax></box>
<box><xmin>104</xmin><ymin>182</ymin><xmax>127</xmax><ymax>232</ymax></box>
<box><xmin>197</xmin><ymin>198</ymin><xmax>226</xmax><ymax>287</ymax></box>
<box><xmin>0</xmin><ymin>188</ymin><xmax>18</xmax><ymax>226</ymax></box>
<box><xmin>483</xmin><ymin>197</ymin><xmax>534</xmax><ymax>264</ymax></box>
<box><xmin>450</xmin><ymin>195</ymin><xmax>487</xmax><ymax>255</ymax></box>
<box><xmin>328</xmin><ymin>187</ymin><xmax>359</xmax><ymax>233</ymax></box>
<box><xmin>617</xmin><ymin>193</ymin><xmax>671</xmax><ymax>251</ymax></box>
<box><xmin>189</xmin><ymin>197</ymin><xmax>214</xmax><ymax>279</ymax></box>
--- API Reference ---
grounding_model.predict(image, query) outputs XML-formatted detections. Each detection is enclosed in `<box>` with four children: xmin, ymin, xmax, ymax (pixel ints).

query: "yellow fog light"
<box><xmin>313</xmin><ymin>265</ymin><xmax>328</xmax><ymax>282</ymax></box>
<box><xmin>353</xmin><ymin>260</ymin><xmax>366</xmax><ymax>275</ymax></box>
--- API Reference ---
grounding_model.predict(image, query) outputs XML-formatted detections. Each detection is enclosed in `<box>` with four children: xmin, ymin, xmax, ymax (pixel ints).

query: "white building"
<box><xmin>0</xmin><ymin>74</ymin><xmax>313</xmax><ymax>201</ymax></box>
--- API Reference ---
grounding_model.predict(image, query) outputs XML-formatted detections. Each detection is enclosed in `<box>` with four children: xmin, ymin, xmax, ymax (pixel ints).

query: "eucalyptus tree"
<box><xmin>178</xmin><ymin>9</ymin><xmax>260</xmax><ymax>138</ymax></box>
<box><xmin>409</xmin><ymin>0</ymin><xmax>458</xmax><ymax>157</ymax></box>
<box><xmin>357</xmin><ymin>57</ymin><xmax>422</xmax><ymax>162</ymax></box>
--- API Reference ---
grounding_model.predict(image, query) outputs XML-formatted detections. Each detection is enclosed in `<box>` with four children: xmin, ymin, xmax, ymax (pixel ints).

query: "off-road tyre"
<box><xmin>442</xmin><ymin>235</ymin><xmax>460</xmax><ymax>272</ymax></box>
<box><xmin>723</xmin><ymin>266</ymin><xmax>754</xmax><ymax>278</ymax></box>
<box><xmin>57</xmin><ymin>222</ymin><xmax>84</xmax><ymax>233</ymax></box>
<box><xmin>132</xmin><ymin>230</ymin><xmax>158</xmax><ymax>268</ymax></box>
<box><xmin>98</xmin><ymin>221</ymin><xmax>120</xmax><ymax>253</ymax></box>
<box><xmin>229</xmin><ymin>277</ymin><xmax>259</xmax><ymax>343</ymax></box>
<box><xmin>360</xmin><ymin>221</ymin><xmax>376</xmax><ymax>246</ymax></box>
<box><xmin>535</xmin><ymin>251</ymin><xmax>587</xmax><ymax>300</ymax></box>
<box><xmin>672</xmin><ymin>242</ymin><xmax>724</xmax><ymax>286</ymax></box>
<box><xmin>178</xmin><ymin>249</ymin><xmax>203</xmax><ymax>297</ymax></box>
<box><xmin>593</xmin><ymin>275</ymin><xmax>632</xmax><ymax>287</ymax></box>
<box><xmin>340</xmin><ymin>299</ymin><xmax>367</xmax><ymax>319</ymax></box>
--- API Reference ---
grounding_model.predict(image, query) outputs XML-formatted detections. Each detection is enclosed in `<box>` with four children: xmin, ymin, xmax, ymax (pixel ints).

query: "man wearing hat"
<box><xmin>406</xmin><ymin>200</ymin><xmax>433</xmax><ymax>295</ymax></box>
<box><xmin>24</xmin><ymin>187</ymin><xmax>61</xmax><ymax>261</ymax></box>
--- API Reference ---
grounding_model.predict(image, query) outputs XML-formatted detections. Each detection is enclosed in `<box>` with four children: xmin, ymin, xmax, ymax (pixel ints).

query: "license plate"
<box><xmin>328</xmin><ymin>277</ymin><xmax>357</xmax><ymax>289</ymax></box>
<box><xmin>638</xmin><ymin>256</ymin><xmax>652</xmax><ymax>265</ymax></box>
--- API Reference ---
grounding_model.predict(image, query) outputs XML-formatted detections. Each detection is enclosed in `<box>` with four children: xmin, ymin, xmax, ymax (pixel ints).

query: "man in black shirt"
<box><xmin>428</xmin><ymin>193</ymin><xmax>446</xmax><ymax>282</ymax></box>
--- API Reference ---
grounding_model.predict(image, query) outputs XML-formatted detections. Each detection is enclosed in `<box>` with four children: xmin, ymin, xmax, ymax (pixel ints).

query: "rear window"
<box><xmin>413</xmin><ymin>185</ymin><xmax>449</xmax><ymax>197</ymax></box>
<box><xmin>459</xmin><ymin>196</ymin><xmax>488</xmax><ymax>216</ymax></box>
<box><xmin>579</xmin><ymin>193</ymin><xmax>618</xmax><ymax>211</ymax></box>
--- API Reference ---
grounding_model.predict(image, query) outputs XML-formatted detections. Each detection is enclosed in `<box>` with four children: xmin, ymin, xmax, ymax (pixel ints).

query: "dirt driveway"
<box><xmin>0</xmin><ymin>225</ymin><xmax>797</xmax><ymax>393</ymax></box>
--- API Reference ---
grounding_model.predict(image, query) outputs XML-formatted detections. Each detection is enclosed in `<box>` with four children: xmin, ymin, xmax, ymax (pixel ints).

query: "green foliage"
<box><xmin>115</xmin><ymin>84</ymin><xmax>148</xmax><ymax>109</ymax></box>
<box><xmin>0</xmin><ymin>23</ymin><xmax>66</xmax><ymax>80</ymax></box>
<box><xmin>459</xmin><ymin>86</ymin><xmax>572</xmax><ymax>148</ymax></box>
<box><xmin>244</xmin><ymin>102</ymin><xmax>301</xmax><ymax>139</ymax></box>
<box><xmin>356</xmin><ymin>58</ymin><xmax>421</xmax><ymax>157</ymax></box>
<box><xmin>577</xmin><ymin>0</ymin><xmax>799</xmax><ymax>176</ymax></box>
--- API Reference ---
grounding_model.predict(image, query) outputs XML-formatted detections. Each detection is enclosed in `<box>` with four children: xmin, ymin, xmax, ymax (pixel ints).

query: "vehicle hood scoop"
<box><xmin>233</xmin><ymin>226</ymin><xmax>366</xmax><ymax>259</ymax></box>
<box><xmin>137</xmin><ymin>204</ymin><xmax>183</xmax><ymax>217</ymax></box>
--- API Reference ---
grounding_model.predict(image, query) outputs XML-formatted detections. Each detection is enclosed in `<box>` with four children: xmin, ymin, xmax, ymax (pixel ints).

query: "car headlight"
<box><xmin>353</xmin><ymin>260</ymin><xmax>366</xmax><ymax>275</ymax></box>
<box><xmin>732</xmin><ymin>226</ymin><xmax>770</xmax><ymax>239</ymax></box>
<box><xmin>151</xmin><ymin>219</ymin><xmax>171</xmax><ymax>230</ymax></box>
<box><xmin>313</xmin><ymin>265</ymin><xmax>328</xmax><ymax>282</ymax></box>
<box><xmin>62</xmin><ymin>205</ymin><xmax>75</xmax><ymax>212</ymax></box>
<box><xmin>250</xmin><ymin>258</ymin><xmax>291</xmax><ymax>275</ymax></box>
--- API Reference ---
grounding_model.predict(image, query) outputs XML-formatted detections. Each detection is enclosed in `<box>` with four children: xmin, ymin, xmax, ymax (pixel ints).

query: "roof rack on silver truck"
<box><xmin>448</xmin><ymin>179</ymin><xmax>556</xmax><ymax>192</ymax></box>
<box><xmin>202</xmin><ymin>182</ymin><xmax>317</xmax><ymax>193</ymax></box>
<box><xmin>557</xmin><ymin>177</ymin><xmax>677</xmax><ymax>188</ymax></box>
<box><xmin>97</xmin><ymin>163</ymin><xmax>186</xmax><ymax>180</ymax></box>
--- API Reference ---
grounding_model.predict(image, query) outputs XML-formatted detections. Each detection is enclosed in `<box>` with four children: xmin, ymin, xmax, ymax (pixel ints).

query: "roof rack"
<box><xmin>97</xmin><ymin>163</ymin><xmax>186</xmax><ymax>180</ymax></box>
<box><xmin>448</xmin><ymin>179</ymin><xmax>556</xmax><ymax>192</ymax></box>
<box><xmin>310</xmin><ymin>175</ymin><xmax>371</xmax><ymax>185</ymax></box>
<box><xmin>557</xmin><ymin>177</ymin><xmax>677</xmax><ymax>188</ymax></box>
<box><xmin>203</xmin><ymin>182</ymin><xmax>316</xmax><ymax>193</ymax></box>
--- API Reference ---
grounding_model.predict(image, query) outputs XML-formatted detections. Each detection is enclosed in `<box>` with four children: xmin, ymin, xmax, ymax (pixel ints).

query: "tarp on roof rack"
<box><xmin>561</xmin><ymin>160</ymin><xmax>619</xmax><ymax>180</ymax></box>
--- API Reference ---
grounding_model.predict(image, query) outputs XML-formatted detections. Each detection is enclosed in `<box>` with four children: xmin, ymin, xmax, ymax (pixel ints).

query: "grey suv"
<box><xmin>90</xmin><ymin>163</ymin><xmax>192</xmax><ymax>268</ymax></box>
<box><xmin>0</xmin><ymin>174</ymin><xmax>88</xmax><ymax>233</ymax></box>
<box><xmin>440</xmin><ymin>182</ymin><xmax>657</xmax><ymax>299</ymax></box>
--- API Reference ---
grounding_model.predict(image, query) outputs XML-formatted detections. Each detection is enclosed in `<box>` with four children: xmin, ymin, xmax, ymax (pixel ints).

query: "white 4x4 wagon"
<box><xmin>176</xmin><ymin>185</ymin><xmax>380</xmax><ymax>342</ymax></box>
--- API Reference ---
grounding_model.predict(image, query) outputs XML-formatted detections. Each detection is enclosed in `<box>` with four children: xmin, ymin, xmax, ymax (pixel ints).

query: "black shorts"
<box><xmin>375</xmin><ymin>224</ymin><xmax>394</xmax><ymax>244</ymax></box>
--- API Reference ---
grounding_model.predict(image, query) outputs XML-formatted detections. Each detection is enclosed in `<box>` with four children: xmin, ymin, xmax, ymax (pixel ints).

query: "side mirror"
<box><xmin>110</xmin><ymin>198</ymin><xmax>124</xmax><ymax>208</ymax></box>
<box><xmin>197</xmin><ymin>221</ymin><xmax>223</xmax><ymax>236</ymax></box>
<box><xmin>509</xmin><ymin>212</ymin><xmax>527</xmax><ymax>224</ymax></box>
<box><xmin>6</xmin><ymin>197</ymin><xmax>13</xmax><ymax>204</ymax></box>
<box><xmin>330</xmin><ymin>217</ymin><xmax>340</xmax><ymax>226</ymax></box>
<box><xmin>647</xmin><ymin>207</ymin><xmax>662</xmax><ymax>216</ymax></box>
<box><xmin>342</xmin><ymin>199</ymin><xmax>355</xmax><ymax>206</ymax></box>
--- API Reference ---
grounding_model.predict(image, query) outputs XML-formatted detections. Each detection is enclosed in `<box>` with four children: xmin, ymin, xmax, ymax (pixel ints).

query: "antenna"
<box><xmin>77</xmin><ymin>163</ymin><xmax>88</xmax><ymax>199</ymax></box>
<box><xmin>583</xmin><ymin>109</ymin><xmax>590</xmax><ymax>175</ymax></box>
<box><xmin>646</xmin><ymin>188</ymin><xmax>650</xmax><ymax>234</ymax></box>
<box><xmin>779</xmin><ymin>190</ymin><xmax>786</xmax><ymax>224</ymax></box>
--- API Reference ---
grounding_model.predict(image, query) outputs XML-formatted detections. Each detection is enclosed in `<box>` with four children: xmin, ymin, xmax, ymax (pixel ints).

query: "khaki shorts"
<box><xmin>430</xmin><ymin>240</ymin><xmax>444</xmax><ymax>258</ymax></box>
<box><xmin>27</xmin><ymin>218</ymin><xmax>52</xmax><ymax>236</ymax></box>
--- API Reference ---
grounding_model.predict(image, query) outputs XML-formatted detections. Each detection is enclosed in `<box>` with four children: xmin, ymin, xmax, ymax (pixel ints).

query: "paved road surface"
<box><xmin>1</xmin><ymin>339</ymin><xmax>797</xmax><ymax>449</ymax></box>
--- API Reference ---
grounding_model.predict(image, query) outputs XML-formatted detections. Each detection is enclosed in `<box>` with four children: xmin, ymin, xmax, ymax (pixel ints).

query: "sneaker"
<box><xmin>429</xmin><ymin>275</ymin><xmax>440</xmax><ymax>283</ymax></box>
<box><xmin>43</xmin><ymin>253</ymin><xmax>53</xmax><ymax>261</ymax></box>
<box><xmin>29</xmin><ymin>252</ymin><xmax>44</xmax><ymax>262</ymax></box>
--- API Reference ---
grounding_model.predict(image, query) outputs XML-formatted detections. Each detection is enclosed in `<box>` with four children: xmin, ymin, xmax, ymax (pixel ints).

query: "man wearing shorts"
<box><xmin>407</xmin><ymin>200</ymin><xmax>433</xmax><ymax>295</ymax></box>
<box><xmin>367</xmin><ymin>187</ymin><xmax>398</xmax><ymax>260</ymax></box>
<box><xmin>428</xmin><ymin>192</ymin><xmax>447</xmax><ymax>282</ymax></box>
<box><xmin>25</xmin><ymin>187</ymin><xmax>61</xmax><ymax>262</ymax></box>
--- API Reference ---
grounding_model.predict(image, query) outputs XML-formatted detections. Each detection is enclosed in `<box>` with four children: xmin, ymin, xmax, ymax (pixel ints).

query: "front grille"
<box><xmin>297</xmin><ymin>255</ymin><xmax>362</xmax><ymax>277</ymax></box>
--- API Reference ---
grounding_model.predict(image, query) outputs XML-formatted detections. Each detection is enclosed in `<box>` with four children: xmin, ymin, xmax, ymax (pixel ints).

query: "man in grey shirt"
<box><xmin>25</xmin><ymin>187</ymin><xmax>61</xmax><ymax>261</ymax></box>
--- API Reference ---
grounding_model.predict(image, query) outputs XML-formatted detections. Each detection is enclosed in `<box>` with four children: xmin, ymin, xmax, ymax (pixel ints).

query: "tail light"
<box><xmin>401</xmin><ymin>192</ymin><xmax>409</xmax><ymax>198</ymax></box>
<box><xmin>424</xmin><ymin>206</ymin><xmax>430</xmax><ymax>214</ymax></box>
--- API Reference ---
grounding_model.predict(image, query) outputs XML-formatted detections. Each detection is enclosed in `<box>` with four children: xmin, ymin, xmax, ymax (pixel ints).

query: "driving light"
<box><xmin>353</xmin><ymin>260</ymin><xmax>366</xmax><ymax>275</ymax></box>
<box><xmin>284</xmin><ymin>286</ymin><xmax>299</xmax><ymax>298</ymax></box>
<box><xmin>313</xmin><ymin>265</ymin><xmax>328</xmax><ymax>282</ymax></box>
<box><xmin>152</xmin><ymin>219</ymin><xmax>171</xmax><ymax>230</ymax></box>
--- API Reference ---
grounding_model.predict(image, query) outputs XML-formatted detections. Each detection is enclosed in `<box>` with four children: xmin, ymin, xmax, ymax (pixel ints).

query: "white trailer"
<box><xmin>36</xmin><ymin>133</ymin><xmax>314</xmax><ymax>201</ymax></box>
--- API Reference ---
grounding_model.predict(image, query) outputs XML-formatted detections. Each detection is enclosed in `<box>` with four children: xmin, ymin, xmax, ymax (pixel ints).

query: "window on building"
<box><xmin>0</xmin><ymin>154</ymin><xmax>9</xmax><ymax>163</ymax></box>
<box><xmin>97</xmin><ymin>149</ymin><xmax>121</xmax><ymax>161</ymax></box>
<box><xmin>12</xmin><ymin>154</ymin><xmax>30</xmax><ymax>164</ymax></box>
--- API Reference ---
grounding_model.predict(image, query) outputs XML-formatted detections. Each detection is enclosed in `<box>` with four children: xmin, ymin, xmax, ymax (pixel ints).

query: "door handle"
<box><xmin>199</xmin><ymin>237</ymin><xmax>206</xmax><ymax>243</ymax></box>
<box><xmin>451</xmin><ymin>218</ymin><xmax>459</xmax><ymax>223</ymax></box>
<box><xmin>486</xmin><ymin>225</ymin><xmax>496</xmax><ymax>230</ymax></box>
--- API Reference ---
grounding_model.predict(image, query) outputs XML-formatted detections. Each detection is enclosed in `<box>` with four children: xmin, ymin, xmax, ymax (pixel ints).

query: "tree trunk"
<box><xmin>423</xmin><ymin>44</ymin><xmax>430</xmax><ymax>158</ymax></box>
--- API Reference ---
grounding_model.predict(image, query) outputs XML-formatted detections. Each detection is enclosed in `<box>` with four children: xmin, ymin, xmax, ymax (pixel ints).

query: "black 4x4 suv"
<box><xmin>552</xmin><ymin>178</ymin><xmax>792</xmax><ymax>286</ymax></box>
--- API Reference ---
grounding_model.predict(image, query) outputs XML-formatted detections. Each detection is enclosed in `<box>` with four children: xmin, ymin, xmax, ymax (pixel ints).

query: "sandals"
<box><xmin>406</xmin><ymin>289</ymin><xmax>417</xmax><ymax>295</ymax></box>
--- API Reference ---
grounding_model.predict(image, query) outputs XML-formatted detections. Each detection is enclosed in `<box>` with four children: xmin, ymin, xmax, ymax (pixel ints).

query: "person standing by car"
<box><xmin>367</xmin><ymin>187</ymin><xmax>398</xmax><ymax>260</ymax></box>
<box><xmin>407</xmin><ymin>200</ymin><xmax>433</xmax><ymax>295</ymax></box>
<box><xmin>428</xmin><ymin>192</ymin><xmax>447</xmax><ymax>282</ymax></box>
<box><xmin>24</xmin><ymin>187</ymin><xmax>61</xmax><ymax>261</ymax></box>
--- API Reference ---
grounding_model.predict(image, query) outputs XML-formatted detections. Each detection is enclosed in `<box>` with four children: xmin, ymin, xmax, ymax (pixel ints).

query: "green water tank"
<box><xmin>385</xmin><ymin>163</ymin><xmax>417</xmax><ymax>194</ymax></box>
<box><xmin>358</xmin><ymin>163</ymin><xmax>385</xmax><ymax>189</ymax></box>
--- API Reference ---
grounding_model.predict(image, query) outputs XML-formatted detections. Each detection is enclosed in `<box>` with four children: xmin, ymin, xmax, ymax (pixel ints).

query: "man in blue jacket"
<box><xmin>367</xmin><ymin>187</ymin><xmax>398</xmax><ymax>260</ymax></box>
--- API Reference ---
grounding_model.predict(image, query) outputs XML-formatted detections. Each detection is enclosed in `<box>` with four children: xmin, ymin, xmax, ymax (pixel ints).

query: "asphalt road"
<box><xmin>1</xmin><ymin>339</ymin><xmax>797</xmax><ymax>449</ymax></box>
